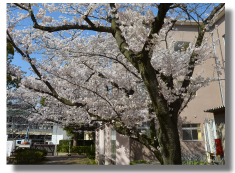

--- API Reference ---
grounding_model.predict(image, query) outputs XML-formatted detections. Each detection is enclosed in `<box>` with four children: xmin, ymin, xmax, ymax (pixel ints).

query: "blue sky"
<box><xmin>9</xmin><ymin>3</ymin><xmax>104</xmax><ymax>77</ymax></box>
<box><xmin>7</xmin><ymin>3</ymin><xmax>219</xmax><ymax>77</ymax></box>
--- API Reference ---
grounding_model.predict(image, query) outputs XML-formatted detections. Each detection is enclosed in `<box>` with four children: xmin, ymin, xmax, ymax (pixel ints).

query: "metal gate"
<box><xmin>31</xmin><ymin>144</ymin><xmax>55</xmax><ymax>156</ymax></box>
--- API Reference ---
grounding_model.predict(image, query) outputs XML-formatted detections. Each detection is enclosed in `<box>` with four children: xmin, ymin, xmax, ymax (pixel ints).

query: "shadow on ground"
<box><xmin>43</xmin><ymin>154</ymin><xmax>91</xmax><ymax>165</ymax></box>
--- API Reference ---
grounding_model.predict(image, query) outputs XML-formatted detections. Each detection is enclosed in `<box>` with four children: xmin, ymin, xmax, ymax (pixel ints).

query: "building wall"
<box><xmin>52</xmin><ymin>124</ymin><xmax>69</xmax><ymax>140</ymax></box>
<box><xmin>95</xmin><ymin>124</ymin><xmax>130</xmax><ymax>165</ymax></box>
<box><xmin>130</xmin><ymin>138</ymin><xmax>157</xmax><ymax>161</ymax></box>
<box><xmin>6</xmin><ymin>109</ymin><xmax>54</xmax><ymax>142</ymax></box>
<box><xmin>84</xmin><ymin>131</ymin><xmax>93</xmax><ymax>140</ymax></box>
<box><xmin>104</xmin><ymin>124</ymin><xmax>111</xmax><ymax>165</ymax></box>
<box><xmin>116</xmin><ymin>132</ymin><xmax>130</xmax><ymax>165</ymax></box>
<box><xmin>171</xmin><ymin>9</ymin><xmax>225</xmax><ymax>154</ymax></box>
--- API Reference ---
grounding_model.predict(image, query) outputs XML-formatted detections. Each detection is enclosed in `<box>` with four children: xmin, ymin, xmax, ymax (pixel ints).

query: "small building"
<box><xmin>95</xmin><ymin>123</ymin><xmax>158</xmax><ymax>165</ymax></box>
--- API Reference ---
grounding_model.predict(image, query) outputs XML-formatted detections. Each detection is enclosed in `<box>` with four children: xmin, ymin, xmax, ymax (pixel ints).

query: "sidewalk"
<box><xmin>43</xmin><ymin>153</ymin><xmax>91</xmax><ymax>165</ymax></box>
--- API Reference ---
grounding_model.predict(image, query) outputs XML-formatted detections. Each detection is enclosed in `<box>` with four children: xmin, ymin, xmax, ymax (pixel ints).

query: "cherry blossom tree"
<box><xmin>7</xmin><ymin>3</ymin><xmax>225</xmax><ymax>164</ymax></box>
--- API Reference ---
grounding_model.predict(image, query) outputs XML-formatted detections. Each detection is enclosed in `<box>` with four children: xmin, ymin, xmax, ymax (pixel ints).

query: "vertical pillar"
<box><xmin>99</xmin><ymin>129</ymin><xmax>104</xmax><ymax>165</ymax></box>
<box><xmin>105</xmin><ymin>124</ymin><xmax>111</xmax><ymax>165</ymax></box>
<box><xmin>95</xmin><ymin>129</ymin><xmax>99</xmax><ymax>163</ymax></box>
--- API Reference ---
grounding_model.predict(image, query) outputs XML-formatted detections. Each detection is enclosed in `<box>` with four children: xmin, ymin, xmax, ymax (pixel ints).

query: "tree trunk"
<box><xmin>157</xmin><ymin>114</ymin><xmax>182</xmax><ymax>164</ymax></box>
<box><xmin>138</xmin><ymin>56</ymin><xmax>182</xmax><ymax>165</ymax></box>
<box><xmin>110</xmin><ymin>5</ymin><xmax>183</xmax><ymax>164</ymax></box>
<box><xmin>73</xmin><ymin>132</ymin><xmax>79</xmax><ymax>146</ymax></box>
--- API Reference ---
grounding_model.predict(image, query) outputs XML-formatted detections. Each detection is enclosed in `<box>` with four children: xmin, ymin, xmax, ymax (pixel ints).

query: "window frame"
<box><xmin>182</xmin><ymin>124</ymin><xmax>202</xmax><ymax>142</ymax></box>
<box><xmin>174</xmin><ymin>41</ymin><xmax>190</xmax><ymax>52</ymax></box>
<box><xmin>137</xmin><ymin>121</ymin><xmax>158</xmax><ymax>137</ymax></box>
<box><xmin>110</xmin><ymin>128</ymin><xmax>116</xmax><ymax>160</ymax></box>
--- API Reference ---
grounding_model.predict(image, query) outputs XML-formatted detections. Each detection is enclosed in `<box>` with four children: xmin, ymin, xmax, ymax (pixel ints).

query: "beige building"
<box><xmin>95</xmin><ymin>7</ymin><xmax>225</xmax><ymax>165</ymax></box>
<box><xmin>176</xmin><ymin>7</ymin><xmax>225</xmax><ymax>159</ymax></box>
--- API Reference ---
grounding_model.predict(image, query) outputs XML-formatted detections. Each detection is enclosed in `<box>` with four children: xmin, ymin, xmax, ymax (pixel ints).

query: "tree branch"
<box><xmin>7</xmin><ymin>30</ymin><xmax>86</xmax><ymax>108</ymax></box>
<box><xmin>23</xmin><ymin>3</ymin><xmax>113</xmax><ymax>33</ymax></box>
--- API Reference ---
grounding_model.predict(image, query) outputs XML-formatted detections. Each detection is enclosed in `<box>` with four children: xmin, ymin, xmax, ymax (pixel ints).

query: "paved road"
<box><xmin>43</xmin><ymin>154</ymin><xmax>91</xmax><ymax>165</ymax></box>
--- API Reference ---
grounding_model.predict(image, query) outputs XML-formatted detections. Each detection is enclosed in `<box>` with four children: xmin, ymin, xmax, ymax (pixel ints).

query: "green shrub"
<box><xmin>130</xmin><ymin>162</ymin><xmax>135</xmax><ymax>165</ymax></box>
<box><xmin>57</xmin><ymin>145</ymin><xmax>91</xmax><ymax>154</ymax></box>
<box><xmin>59</xmin><ymin>140</ymin><xmax>72</xmax><ymax>146</ymax></box>
<box><xmin>14</xmin><ymin>149</ymin><xmax>47</xmax><ymax>164</ymax></box>
<box><xmin>57</xmin><ymin>145</ymin><xmax>69</xmax><ymax>152</ymax></box>
<box><xmin>56</xmin><ymin>145</ymin><xmax>95</xmax><ymax>159</ymax></box>
<box><xmin>130</xmin><ymin>160</ymin><xmax>147</xmax><ymax>165</ymax></box>
<box><xmin>90</xmin><ymin>159</ymin><xmax>98</xmax><ymax>165</ymax></box>
<box><xmin>135</xmin><ymin>160</ymin><xmax>147</xmax><ymax>164</ymax></box>
<box><xmin>86</xmin><ymin>145</ymin><xmax>95</xmax><ymax>159</ymax></box>
<box><xmin>59</xmin><ymin>140</ymin><xmax>94</xmax><ymax>146</ymax></box>
<box><xmin>71</xmin><ymin>146</ymin><xmax>86</xmax><ymax>154</ymax></box>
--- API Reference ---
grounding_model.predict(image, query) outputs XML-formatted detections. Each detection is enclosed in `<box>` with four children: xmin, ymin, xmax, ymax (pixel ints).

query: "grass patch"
<box><xmin>182</xmin><ymin>161</ymin><xmax>205</xmax><ymax>165</ymax></box>
<box><xmin>90</xmin><ymin>159</ymin><xmax>98</xmax><ymax>165</ymax></box>
<box><xmin>130</xmin><ymin>160</ymin><xmax>147</xmax><ymax>165</ymax></box>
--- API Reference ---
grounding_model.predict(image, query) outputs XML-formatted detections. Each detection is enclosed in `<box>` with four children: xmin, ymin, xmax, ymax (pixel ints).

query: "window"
<box><xmin>174</xmin><ymin>42</ymin><xmax>190</xmax><ymax>52</ymax></box>
<box><xmin>47</xmin><ymin>126</ymin><xmax>51</xmax><ymax>129</ymax></box>
<box><xmin>111</xmin><ymin>129</ymin><xmax>116</xmax><ymax>159</ymax></box>
<box><xmin>182</xmin><ymin>124</ymin><xmax>202</xmax><ymax>141</ymax></box>
<box><xmin>137</xmin><ymin>121</ymin><xmax>157</xmax><ymax>137</ymax></box>
<box><xmin>138</xmin><ymin>122</ymin><xmax>150</xmax><ymax>136</ymax></box>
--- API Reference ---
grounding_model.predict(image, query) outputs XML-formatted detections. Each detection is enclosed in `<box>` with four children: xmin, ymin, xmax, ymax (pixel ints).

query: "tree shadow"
<box><xmin>130</xmin><ymin>138</ymin><xmax>157</xmax><ymax>161</ymax></box>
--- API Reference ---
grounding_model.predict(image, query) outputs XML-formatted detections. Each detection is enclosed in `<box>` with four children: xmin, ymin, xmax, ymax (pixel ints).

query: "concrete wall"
<box><xmin>104</xmin><ymin>124</ymin><xmax>111</xmax><ymax>165</ymax></box>
<box><xmin>130</xmin><ymin>138</ymin><xmax>157</xmax><ymax>161</ymax></box>
<box><xmin>116</xmin><ymin>132</ymin><xmax>130</xmax><ymax>165</ymax></box>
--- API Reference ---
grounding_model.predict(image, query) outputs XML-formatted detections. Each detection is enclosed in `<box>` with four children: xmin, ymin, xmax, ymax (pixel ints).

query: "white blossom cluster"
<box><xmin>7</xmin><ymin>3</ymin><xmax>223</xmax><ymax>133</ymax></box>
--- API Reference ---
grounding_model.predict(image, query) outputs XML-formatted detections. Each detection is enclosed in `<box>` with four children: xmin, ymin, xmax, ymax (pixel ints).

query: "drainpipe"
<box><xmin>210</xmin><ymin>28</ymin><xmax>225</xmax><ymax>106</ymax></box>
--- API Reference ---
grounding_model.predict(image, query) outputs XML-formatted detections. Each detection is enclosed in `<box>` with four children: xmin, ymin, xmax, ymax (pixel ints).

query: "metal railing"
<box><xmin>181</xmin><ymin>151</ymin><xmax>224</xmax><ymax>165</ymax></box>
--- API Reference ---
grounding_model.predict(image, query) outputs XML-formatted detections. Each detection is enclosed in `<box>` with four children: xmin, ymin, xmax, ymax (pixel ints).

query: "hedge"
<box><xmin>86</xmin><ymin>145</ymin><xmax>95</xmax><ymax>160</ymax></box>
<box><xmin>57</xmin><ymin>145</ymin><xmax>95</xmax><ymax>159</ymax></box>
<box><xmin>14</xmin><ymin>149</ymin><xmax>47</xmax><ymax>164</ymax></box>
<box><xmin>57</xmin><ymin>145</ymin><xmax>70</xmax><ymax>153</ymax></box>
<box><xmin>57</xmin><ymin>145</ymin><xmax>91</xmax><ymax>153</ymax></box>
<box><xmin>59</xmin><ymin>140</ymin><xmax>94</xmax><ymax>146</ymax></box>
<box><xmin>59</xmin><ymin>140</ymin><xmax>72</xmax><ymax>146</ymax></box>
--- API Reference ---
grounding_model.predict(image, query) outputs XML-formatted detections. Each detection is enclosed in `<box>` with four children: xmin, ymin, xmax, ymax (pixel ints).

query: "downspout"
<box><xmin>210</xmin><ymin>28</ymin><xmax>225</xmax><ymax>106</ymax></box>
